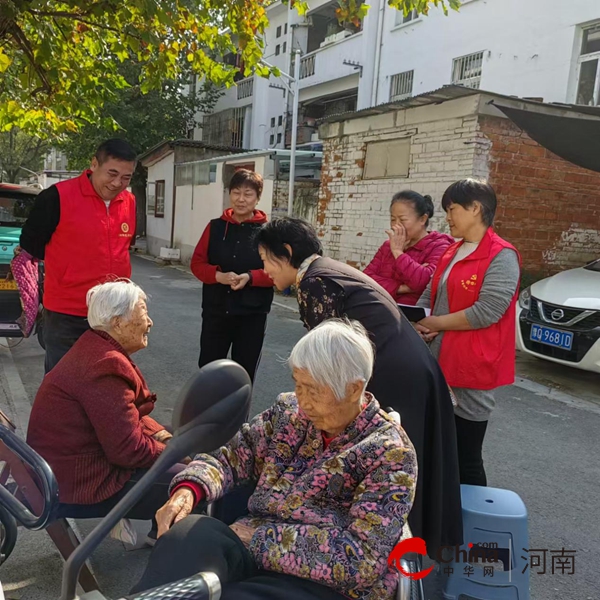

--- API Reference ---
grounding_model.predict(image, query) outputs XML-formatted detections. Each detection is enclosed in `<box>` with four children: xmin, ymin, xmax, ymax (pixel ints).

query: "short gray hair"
<box><xmin>288</xmin><ymin>319</ymin><xmax>374</xmax><ymax>400</ymax></box>
<box><xmin>87</xmin><ymin>280</ymin><xmax>147</xmax><ymax>331</ymax></box>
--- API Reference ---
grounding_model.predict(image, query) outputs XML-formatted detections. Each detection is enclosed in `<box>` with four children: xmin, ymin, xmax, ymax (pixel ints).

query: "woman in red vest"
<box><xmin>416</xmin><ymin>179</ymin><xmax>520</xmax><ymax>486</ymax></box>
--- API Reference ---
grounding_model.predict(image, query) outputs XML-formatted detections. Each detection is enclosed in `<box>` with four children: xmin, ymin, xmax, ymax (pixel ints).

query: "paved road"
<box><xmin>1</xmin><ymin>256</ymin><xmax>599</xmax><ymax>599</ymax></box>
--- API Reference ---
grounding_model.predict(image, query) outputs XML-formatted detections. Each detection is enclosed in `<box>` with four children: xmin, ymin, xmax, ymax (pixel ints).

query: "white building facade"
<box><xmin>195</xmin><ymin>0</ymin><xmax>600</xmax><ymax>150</ymax></box>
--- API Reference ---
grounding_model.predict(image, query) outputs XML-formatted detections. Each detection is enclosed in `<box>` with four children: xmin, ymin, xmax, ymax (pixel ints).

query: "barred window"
<box><xmin>451</xmin><ymin>51</ymin><xmax>484</xmax><ymax>89</ymax></box>
<box><xmin>390</xmin><ymin>70</ymin><xmax>414</xmax><ymax>102</ymax></box>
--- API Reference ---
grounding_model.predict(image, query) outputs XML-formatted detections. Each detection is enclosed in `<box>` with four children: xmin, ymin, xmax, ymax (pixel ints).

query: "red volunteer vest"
<box><xmin>44</xmin><ymin>171</ymin><xmax>136</xmax><ymax>317</ymax></box>
<box><xmin>430</xmin><ymin>228</ymin><xmax>520</xmax><ymax>390</ymax></box>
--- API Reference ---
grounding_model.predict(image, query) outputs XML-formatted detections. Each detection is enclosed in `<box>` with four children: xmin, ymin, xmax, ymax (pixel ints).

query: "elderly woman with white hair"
<box><xmin>130</xmin><ymin>319</ymin><xmax>417</xmax><ymax>600</ymax></box>
<box><xmin>27</xmin><ymin>280</ymin><xmax>184</xmax><ymax>527</ymax></box>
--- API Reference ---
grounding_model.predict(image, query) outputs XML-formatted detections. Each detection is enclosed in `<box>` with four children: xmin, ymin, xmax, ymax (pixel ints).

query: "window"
<box><xmin>269</xmin><ymin>134</ymin><xmax>275</xmax><ymax>146</ymax></box>
<box><xmin>363</xmin><ymin>139</ymin><xmax>410</xmax><ymax>179</ymax></box>
<box><xmin>285</xmin><ymin>23</ymin><xmax>288</xmax><ymax>35</ymax></box>
<box><xmin>390</xmin><ymin>70</ymin><xmax>414</xmax><ymax>101</ymax></box>
<box><xmin>277</xmin><ymin>133</ymin><xmax>282</xmax><ymax>144</ymax></box>
<box><xmin>270</xmin><ymin>117</ymin><xmax>276</xmax><ymax>128</ymax></box>
<box><xmin>147</xmin><ymin>182</ymin><xmax>156</xmax><ymax>215</ymax></box>
<box><xmin>275</xmin><ymin>44</ymin><xmax>281</xmax><ymax>56</ymax></box>
<box><xmin>451</xmin><ymin>51</ymin><xmax>484</xmax><ymax>89</ymax></box>
<box><xmin>276</xmin><ymin>25</ymin><xmax>282</xmax><ymax>38</ymax></box>
<box><xmin>155</xmin><ymin>180</ymin><xmax>165</xmax><ymax>218</ymax></box>
<box><xmin>395</xmin><ymin>9</ymin><xmax>419</xmax><ymax>27</ymax></box>
<box><xmin>576</xmin><ymin>24</ymin><xmax>600</xmax><ymax>105</ymax></box>
<box><xmin>283</xmin><ymin>41</ymin><xmax>287</xmax><ymax>53</ymax></box>
<box><xmin>278</xmin><ymin>115</ymin><xmax>283</xmax><ymax>126</ymax></box>
<box><xmin>175</xmin><ymin>163</ymin><xmax>212</xmax><ymax>186</ymax></box>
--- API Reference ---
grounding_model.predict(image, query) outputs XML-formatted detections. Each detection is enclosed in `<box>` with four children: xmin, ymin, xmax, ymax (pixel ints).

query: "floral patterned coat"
<box><xmin>170</xmin><ymin>393</ymin><xmax>417</xmax><ymax>600</ymax></box>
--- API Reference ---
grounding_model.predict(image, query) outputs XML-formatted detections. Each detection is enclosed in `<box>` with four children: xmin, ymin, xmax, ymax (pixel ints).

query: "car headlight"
<box><xmin>519</xmin><ymin>287</ymin><xmax>531</xmax><ymax>310</ymax></box>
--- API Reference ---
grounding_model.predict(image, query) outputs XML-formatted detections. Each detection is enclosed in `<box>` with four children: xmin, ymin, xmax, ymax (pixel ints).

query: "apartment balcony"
<box><xmin>237</xmin><ymin>77</ymin><xmax>254</xmax><ymax>100</ymax></box>
<box><xmin>296</xmin><ymin>31</ymin><xmax>363</xmax><ymax>94</ymax></box>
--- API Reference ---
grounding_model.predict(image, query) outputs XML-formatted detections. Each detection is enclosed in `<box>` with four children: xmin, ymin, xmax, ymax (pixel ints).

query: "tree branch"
<box><xmin>9</xmin><ymin>24</ymin><xmax>52</xmax><ymax>94</ymax></box>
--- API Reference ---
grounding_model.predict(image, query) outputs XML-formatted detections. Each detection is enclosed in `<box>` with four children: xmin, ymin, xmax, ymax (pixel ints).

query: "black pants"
<box><xmin>43</xmin><ymin>309</ymin><xmax>90</xmax><ymax>374</ymax></box>
<box><xmin>131</xmin><ymin>515</ymin><xmax>348</xmax><ymax>600</ymax></box>
<box><xmin>56</xmin><ymin>463</ymin><xmax>187</xmax><ymax>521</ymax></box>
<box><xmin>455</xmin><ymin>415</ymin><xmax>489</xmax><ymax>486</ymax></box>
<box><xmin>199</xmin><ymin>313</ymin><xmax>267</xmax><ymax>383</ymax></box>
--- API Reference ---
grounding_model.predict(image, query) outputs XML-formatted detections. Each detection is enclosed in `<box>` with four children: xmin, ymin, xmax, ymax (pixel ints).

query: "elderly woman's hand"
<box><xmin>229</xmin><ymin>522</ymin><xmax>256</xmax><ymax>548</ymax></box>
<box><xmin>152</xmin><ymin>430</ymin><xmax>173</xmax><ymax>444</ymax></box>
<box><xmin>156</xmin><ymin>488</ymin><xmax>195</xmax><ymax>538</ymax></box>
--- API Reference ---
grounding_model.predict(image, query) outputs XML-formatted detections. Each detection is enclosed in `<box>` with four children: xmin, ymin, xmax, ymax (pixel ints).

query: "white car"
<box><xmin>516</xmin><ymin>258</ymin><xmax>600</xmax><ymax>373</ymax></box>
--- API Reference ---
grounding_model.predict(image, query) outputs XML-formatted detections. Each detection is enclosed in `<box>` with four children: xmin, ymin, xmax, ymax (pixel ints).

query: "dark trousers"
<box><xmin>199</xmin><ymin>313</ymin><xmax>267</xmax><ymax>383</ymax></box>
<box><xmin>56</xmin><ymin>463</ymin><xmax>187</xmax><ymax>521</ymax></box>
<box><xmin>455</xmin><ymin>415</ymin><xmax>489</xmax><ymax>486</ymax></box>
<box><xmin>43</xmin><ymin>309</ymin><xmax>90</xmax><ymax>374</ymax></box>
<box><xmin>131</xmin><ymin>515</ymin><xmax>348</xmax><ymax>600</ymax></box>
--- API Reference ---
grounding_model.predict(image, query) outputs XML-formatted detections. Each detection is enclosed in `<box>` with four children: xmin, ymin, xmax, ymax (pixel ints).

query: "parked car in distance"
<box><xmin>516</xmin><ymin>258</ymin><xmax>600</xmax><ymax>373</ymax></box>
<box><xmin>0</xmin><ymin>183</ymin><xmax>40</xmax><ymax>338</ymax></box>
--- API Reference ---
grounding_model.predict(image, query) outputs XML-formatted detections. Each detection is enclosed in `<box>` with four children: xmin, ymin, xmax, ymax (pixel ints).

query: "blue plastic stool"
<box><xmin>442</xmin><ymin>485</ymin><xmax>530</xmax><ymax>600</ymax></box>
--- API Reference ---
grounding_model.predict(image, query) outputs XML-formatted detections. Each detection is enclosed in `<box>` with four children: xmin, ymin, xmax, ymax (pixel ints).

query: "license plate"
<box><xmin>530</xmin><ymin>324</ymin><xmax>573</xmax><ymax>350</ymax></box>
<box><xmin>0</xmin><ymin>280</ymin><xmax>17</xmax><ymax>291</ymax></box>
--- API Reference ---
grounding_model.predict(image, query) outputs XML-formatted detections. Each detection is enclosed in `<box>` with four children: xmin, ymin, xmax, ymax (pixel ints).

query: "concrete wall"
<box><xmin>272</xmin><ymin>179</ymin><xmax>321</xmax><ymax>223</ymax></box>
<box><xmin>317</xmin><ymin>95</ymin><xmax>480</xmax><ymax>267</ymax></box>
<box><xmin>482</xmin><ymin>115</ymin><xmax>600</xmax><ymax>278</ymax></box>
<box><xmin>146</xmin><ymin>153</ymin><xmax>174</xmax><ymax>258</ymax></box>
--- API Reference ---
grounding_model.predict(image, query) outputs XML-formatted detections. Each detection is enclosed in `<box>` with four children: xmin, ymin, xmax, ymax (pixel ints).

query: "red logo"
<box><xmin>387</xmin><ymin>538</ymin><xmax>434</xmax><ymax>581</ymax></box>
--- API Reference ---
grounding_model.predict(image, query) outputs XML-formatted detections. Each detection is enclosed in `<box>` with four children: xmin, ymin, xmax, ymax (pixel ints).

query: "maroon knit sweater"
<box><xmin>27</xmin><ymin>330</ymin><xmax>165</xmax><ymax>504</ymax></box>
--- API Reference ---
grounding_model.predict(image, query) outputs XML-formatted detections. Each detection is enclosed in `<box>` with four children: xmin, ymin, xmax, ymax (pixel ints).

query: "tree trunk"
<box><xmin>132</xmin><ymin>165</ymin><xmax>147</xmax><ymax>238</ymax></box>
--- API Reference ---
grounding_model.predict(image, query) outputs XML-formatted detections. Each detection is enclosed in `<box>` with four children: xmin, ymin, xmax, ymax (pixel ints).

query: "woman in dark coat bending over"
<box><xmin>255</xmin><ymin>217</ymin><xmax>462</xmax><ymax>559</ymax></box>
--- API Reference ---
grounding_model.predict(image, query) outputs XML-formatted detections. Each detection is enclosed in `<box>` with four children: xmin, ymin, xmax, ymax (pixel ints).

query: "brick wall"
<box><xmin>272</xmin><ymin>179</ymin><xmax>321</xmax><ymax>224</ymax></box>
<box><xmin>317</xmin><ymin>96</ymin><xmax>481</xmax><ymax>268</ymax></box>
<box><xmin>481</xmin><ymin>115</ymin><xmax>600</xmax><ymax>278</ymax></box>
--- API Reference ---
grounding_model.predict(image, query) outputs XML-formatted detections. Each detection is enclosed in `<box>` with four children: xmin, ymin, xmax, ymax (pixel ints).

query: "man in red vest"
<box><xmin>19</xmin><ymin>139</ymin><xmax>137</xmax><ymax>372</ymax></box>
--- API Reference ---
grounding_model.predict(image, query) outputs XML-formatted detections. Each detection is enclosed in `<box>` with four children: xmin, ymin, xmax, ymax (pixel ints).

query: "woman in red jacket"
<box><xmin>27</xmin><ymin>280</ymin><xmax>185</xmax><ymax>533</ymax></box>
<box><xmin>415</xmin><ymin>179</ymin><xmax>521</xmax><ymax>486</ymax></box>
<box><xmin>364</xmin><ymin>191</ymin><xmax>454</xmax><ymax>305</ymax></box>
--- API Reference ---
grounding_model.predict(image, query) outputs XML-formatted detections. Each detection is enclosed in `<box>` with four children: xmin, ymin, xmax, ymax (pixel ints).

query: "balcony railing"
<box><xmin>300</xmin><ymin>55</ymin><xmax>316</xmax><ymax>80</ymax></box>
<box><xmin>237</xmin><ymin>77</ymin><xmax>254</xmax><ymax>100</ymax></box>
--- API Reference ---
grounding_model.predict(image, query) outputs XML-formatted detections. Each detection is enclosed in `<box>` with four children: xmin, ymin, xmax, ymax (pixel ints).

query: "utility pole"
<box><xmin>262</xmin><ymin>49</ymin><xmax>301</xmax><ymax>216</ymax></box>
<box><xmin>288</xmin><ymin>49</ymin><xmax>301</xmax><ymax>217</ymax></box>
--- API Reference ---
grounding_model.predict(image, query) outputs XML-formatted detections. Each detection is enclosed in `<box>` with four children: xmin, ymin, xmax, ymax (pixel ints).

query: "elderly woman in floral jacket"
<box><xmin>131</xmin><ymin>320</ymin><xmax>417</xmax><ymax>600</ymax></box>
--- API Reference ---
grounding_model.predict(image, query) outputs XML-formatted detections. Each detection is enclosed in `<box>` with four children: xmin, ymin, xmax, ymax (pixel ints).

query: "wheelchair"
<box><xmin>0</xmin><ymin>365</ymin><xmax>424</xmax><ymax>600</ymax></box>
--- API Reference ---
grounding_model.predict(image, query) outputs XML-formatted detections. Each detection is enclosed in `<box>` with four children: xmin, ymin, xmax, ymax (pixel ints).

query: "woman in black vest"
<box><xmin>191</xmin><ymin>170</ymin><xmax>274</xmax><ymax>382</ymax></box>
<box><xmin>255</xmin><ymin>217</ymin><xmax>462</xmax><ymax>560</ymax></box>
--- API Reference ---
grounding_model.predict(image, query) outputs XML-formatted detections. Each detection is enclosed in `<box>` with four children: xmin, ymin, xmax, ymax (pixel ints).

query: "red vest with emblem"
<box><xmin>44</xmin><ymin>171</ymin><xmax>136</xmax><ymax>317</ymax></box>
<box><xmin>430</xmin><ymin>228</ymin><xmax>520</xmax><ymax>390</ymax></box>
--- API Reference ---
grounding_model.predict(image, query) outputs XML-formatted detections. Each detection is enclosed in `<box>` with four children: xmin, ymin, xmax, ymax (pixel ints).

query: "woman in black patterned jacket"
<box><xmin>255</xmin><ymin>217</ymin><xmax>462</xmax><ymax>560</ymax></box>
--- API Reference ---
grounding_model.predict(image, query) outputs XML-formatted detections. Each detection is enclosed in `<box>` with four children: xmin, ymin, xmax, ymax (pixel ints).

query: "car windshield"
<box><xmin>0</xmin><ymin>193</ymin><xmax>36</xmax><ymax>226</ymax></box>
<box><xmin>583</xmin><ymin>259</ymin><xmax>600</xmax><ymax>273</ymax></box>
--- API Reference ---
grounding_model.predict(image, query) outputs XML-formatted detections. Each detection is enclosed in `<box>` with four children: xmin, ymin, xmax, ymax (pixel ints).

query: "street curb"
<box><xmin>513</xmin><ymin>376</ymin><xmax>600</xmax><ymax>416</ymax></box>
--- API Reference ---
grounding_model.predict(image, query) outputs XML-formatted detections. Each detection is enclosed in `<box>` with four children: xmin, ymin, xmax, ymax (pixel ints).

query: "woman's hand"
<box><xmin>230</xmin><ymin>273</ymin><xmax>250</xmax><ymax>291</ymax></box>
<box><xmin>152</xmin><ymin>429</ymin><xmax>173</xmax><ymax>444</ymax></box>
<box><xmin>229</xmin><ymin>522</ymin><xmax>256</xmax><ymax>548</ymax></box>
<box><xmin>215</xmin><ymin>271</ymin><xmax>238</xmax><ymax>286</ymax></box>
<box><xmin>155</xmin><ymin>488</ymin><xmax>196</xmax><ymax>538</ymax></box>
<box><xmin>414</xmin><ymin>322</ymin><xmax>440</xmax><ymax>343</ymax></box>
<box><xmin>386</xmin><ymin>224</ymin><xmax>408</xmax><ymax>259</ymax></box>
<box><xmin>397</xmin><ymin>284</ymin><xmax>413</xmax><ymax>295</ymax></box>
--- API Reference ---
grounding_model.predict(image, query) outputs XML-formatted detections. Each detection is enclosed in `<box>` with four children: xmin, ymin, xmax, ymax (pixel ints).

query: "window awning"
<box><xmin>490</xmin><ymin>101</ymin><xmax>600</xmax><ymax>173</ymax></box>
